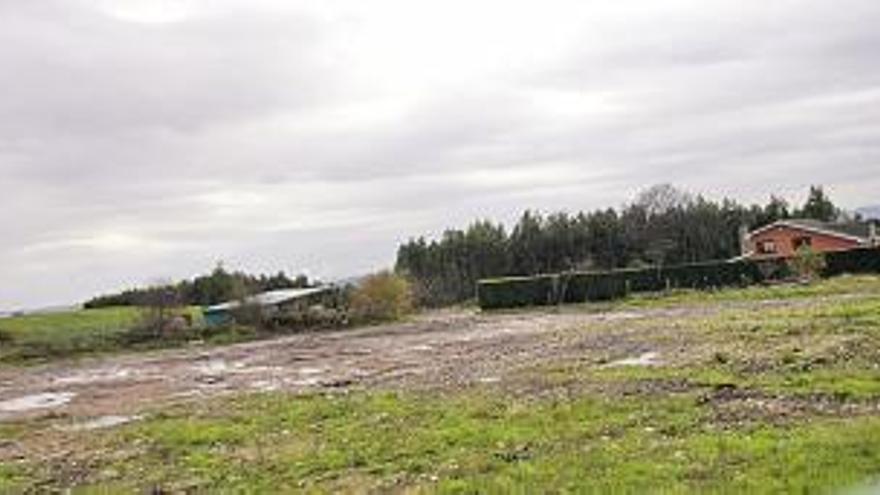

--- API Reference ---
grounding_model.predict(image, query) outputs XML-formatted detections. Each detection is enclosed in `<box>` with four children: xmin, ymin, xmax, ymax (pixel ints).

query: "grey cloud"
<box><xmin>0</xmin><ymin>2</ymin><xmax>334</xmax><ymax>139</ymax></box>
<box><xmin>2</xmin><ymin>0</ymin><xmax>880</xmax><ymax>308</ymax></box>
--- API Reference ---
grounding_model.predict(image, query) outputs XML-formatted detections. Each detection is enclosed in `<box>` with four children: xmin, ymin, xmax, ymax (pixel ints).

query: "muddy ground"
<box><xmin>0</xmin><ymin>297</ymin><xmax>824</xmax><ymax>427</ymax></box>
<box><xmin>5</xmin><ymin>287</ymin><xmax>880</xmax><ymax>492</ymax></box>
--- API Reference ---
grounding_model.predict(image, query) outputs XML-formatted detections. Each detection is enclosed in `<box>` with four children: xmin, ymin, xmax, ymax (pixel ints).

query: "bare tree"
<box><xmin>137</xmin><ymin>279</ymin><xmax>183</xmax><ymax>340</ymax></box>
<box><xmin>634</xmin><ymin>184</ymin><xmax>694</xmax><ymax>217</ymax></box>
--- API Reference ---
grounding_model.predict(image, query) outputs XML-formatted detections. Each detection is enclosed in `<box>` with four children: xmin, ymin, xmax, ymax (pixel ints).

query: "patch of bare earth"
<box><xmin>699</xmin><ymin>384</ymin><xmax>880</xmax><ymax>428</ymax></box>
<box><xmin>1</xmin><ymin>294</ymin><xmax>879</xmax><ymax>469</ymax></box>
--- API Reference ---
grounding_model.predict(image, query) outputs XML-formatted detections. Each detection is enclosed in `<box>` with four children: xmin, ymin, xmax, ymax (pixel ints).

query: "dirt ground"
<box><xmin>0</xmin><ymin>298</ymin><xmax>816</xmax><ymax>426</ymax></box>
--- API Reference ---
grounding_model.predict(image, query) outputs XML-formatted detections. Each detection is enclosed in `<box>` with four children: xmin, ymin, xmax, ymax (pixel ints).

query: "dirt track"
<box><xmin>0</xmin><ymin>298</ymin><xmax>828</xmax><ymax>425</ymax></box>
<box><xmin>0</xmin><ymin>305</ymin><xmax>694</xmax><ymax>423</ymax></box>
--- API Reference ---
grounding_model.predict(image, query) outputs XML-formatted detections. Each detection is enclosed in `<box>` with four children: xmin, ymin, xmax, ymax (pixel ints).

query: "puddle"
<box><xmin>605</xmin><ymin>352</ymin><xmax>661</xmax><ymax>368</ymax></box>
<box><xmin>596</xmin><ymin>311</ymin><xmax>643</xmax><ymax>322</ymax></box>
<box><xmin>193</xmin><ymin>359</ymin><xmax>245</xmax><ymax>375</ymax></box>
<box><xmin>298</xmin><ymin>367</ymin><xmax>325</xmax><ymax>376</ymax></box>
<box><xmin>64</xmin><ymin>415</ymin><xmax>141</xmax><ymax>431</ymax></box>
<box><xmin>291</xmin><ymin>377</ymin><xmax>321</xmax><ymax>387</ymax></box>
<box><xmin>171</xmin><ymin>389</ymin><xmax>205</xmax><ymax>399</ymax></box>
<box><xmin>0</xmin><ymin>392</ymin><xmax>76</xmax><ymax>413</ymax></box>
<box><xmin>54</xmin><ymin>367</ymin><xmax>134</xmax><ymax>385</ymax></box>
<box><xmin>193</xmin><ymin>360</ymin><xmax>283</xmax><ymax>377</ymax></box>
<box><xmin>240</xmin><ymin>365</ymin><xmax>283</xmax><ymax>374</ymax></box>
<box><xmin>250</xmin><ymin>380</ymin><xmax>281</xmax><ymax>392</ymax></box>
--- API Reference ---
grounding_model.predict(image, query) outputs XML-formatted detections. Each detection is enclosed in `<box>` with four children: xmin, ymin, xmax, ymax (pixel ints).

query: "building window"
<box><xmin>758</xmin><ymin>240</ymin><xmax>777</xmax><ymax>254</ymax></box>
<box><xmin>792</xmin><ymin>236</ymin><xmax>812</xmax><ymax>251</ymax></box>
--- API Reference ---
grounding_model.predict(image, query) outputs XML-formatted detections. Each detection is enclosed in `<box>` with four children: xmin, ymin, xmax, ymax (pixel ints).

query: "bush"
<box><xmin>350</xmin><ymin>271</ymin><xmax>414</xmax><ymax>323</ymax></box>
<box><xmin>789</xmin><ymin>246</ymin><xmax>827</xmax><ymax>282</ymax></box>
<box><xmin>268</xmin><ymin>306</ymin><xmax>348</xmax><ymax>332</ymax></box>
<box><xmin>230</xmin><ymin>302</ymin><xmax>265</xmax><ymax>328</ymax></box>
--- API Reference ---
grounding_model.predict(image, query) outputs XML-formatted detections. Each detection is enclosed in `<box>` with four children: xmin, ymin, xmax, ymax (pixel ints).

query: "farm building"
<box><xmin>202</xmin><ymin>287</ymin><xmax>335</xmax><ymax>327</ymax></box>
<box><xmin>742</xmin><ymin>219</ymin><xmax>878</xmax><ymax>259</ymax></box>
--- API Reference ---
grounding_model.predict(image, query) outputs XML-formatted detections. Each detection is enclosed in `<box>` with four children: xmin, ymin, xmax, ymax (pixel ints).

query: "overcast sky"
<box><xmin>2</xmin><ymin>0</ymin><xmax>879</xmax><ymax>309</ymax></box>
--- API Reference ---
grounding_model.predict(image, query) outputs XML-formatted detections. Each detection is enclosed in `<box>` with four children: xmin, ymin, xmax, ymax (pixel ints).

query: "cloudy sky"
<box><xmin>2</xmin><ymin>0</ymin><xmax>879</xmax><ymax>309</ymax></box>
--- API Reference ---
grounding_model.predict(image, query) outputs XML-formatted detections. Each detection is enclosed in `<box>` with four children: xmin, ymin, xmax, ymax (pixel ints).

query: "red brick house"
<box><xmin>742</xmin><ymin>219</ymin><xmax>878</xmax><ymax>259</ymax></box>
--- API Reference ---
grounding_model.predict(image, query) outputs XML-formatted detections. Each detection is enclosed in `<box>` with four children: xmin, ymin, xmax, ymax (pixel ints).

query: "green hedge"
<box><xmin>478</xmin><ymin>249</ymin><xmax>880</xmax><ymax>310</ymax></box>
<box><xmin>824</xmin><ymin>247</ymin><xmax>880</xmax><ymax>276</ymax></box>
<box><xmin>561</xmin><ymin>272</ymin><xmax>628</xmax><ymax>303</ymax></box>
<box><xmin>478</xmin><ymin>260</ymin><xmax>755</xmax><ymax>310</ymax></box>
<box><xmin>477</xmin><ymin>275</ymin><xmax>558</xmax><ymax>310</ymax></box>
<box><xmin>664</xmin><ymin>259</ymin><xmax>763</xmax><ymax>290</ymax></box>
<box><xmin>479</xmin><ymin>258</ymin><xmax>776</xmax><ymax>310</ymax></box>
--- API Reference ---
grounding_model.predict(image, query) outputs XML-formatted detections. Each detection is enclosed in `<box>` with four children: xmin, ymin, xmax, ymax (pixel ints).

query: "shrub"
<box><xmin>230</xmin><ymin>301</ymin><xmax>265</xmax><ymax>328</ymax></box>
<box><xmin>268</xmin><ymin>306</ymin><xmax>348</xmax><ymax>332</ymax></box>
<box><xmin>350</xmin><ymin>271</ymin><xmax>414</xmax><ymax>323</ymax></box>
<box><xmin>789</xmin><ymin>246</ymin><xmax>827</xmax><ymax>282</ymax></box>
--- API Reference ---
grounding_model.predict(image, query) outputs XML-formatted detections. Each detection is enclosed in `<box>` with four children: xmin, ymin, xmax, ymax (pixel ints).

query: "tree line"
<box><xmin>84</xmin><ymin>264</ymin><xmax>311</xmax><ymax>309</ymax></box>
<box><xmin>395</xmin><ymin>185</ymin><xmax>846</xmax><ymax>306</ymax></box>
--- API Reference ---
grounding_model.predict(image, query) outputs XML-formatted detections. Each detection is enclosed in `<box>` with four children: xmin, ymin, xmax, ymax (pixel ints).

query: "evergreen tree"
<box><xmin>394</xmin><ymin>185</ymin><xmax>842</xmax><ymax>306</ymax></box>
<box><xmin>798</xmin><ymin>186</ymin><xmax>838</xmax><ymax>222</ymax></box>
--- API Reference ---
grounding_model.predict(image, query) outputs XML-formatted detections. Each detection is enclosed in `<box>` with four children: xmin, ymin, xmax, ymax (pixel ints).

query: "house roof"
<box><xmin>204</xmin><ymin>287</ymin><xmax>331</xmax><ymax>313</ymax></box>
<box><xmin>748</xmin><ymin>218</ymin><xmax>870</xmax><ymax>243</ymax></box>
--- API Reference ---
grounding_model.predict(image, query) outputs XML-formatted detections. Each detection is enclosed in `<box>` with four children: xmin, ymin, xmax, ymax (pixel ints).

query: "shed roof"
<box><xmin>204</xmin><ymin>287</ymin><xmax>331</xmax><ymax>313</ymax></box>
<box><xmin>748</xmin><ymin>219</ymin><xmax>870</xmax><ymax>243</ymax></box>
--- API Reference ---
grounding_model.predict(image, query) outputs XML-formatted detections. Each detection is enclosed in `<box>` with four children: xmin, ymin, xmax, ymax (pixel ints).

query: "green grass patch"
<box><xmin>753</xmin><ymin>368</ymin><xmax>880</xmax><ymax>400</ymax></box>
<box><xmin>0</xmin><ymin>463</ymin><xmax>26</xmax><ymax>494</ymax></box>
<box><xmin>7</xmin><ymin>275</ymin><xmax>880</xmax><ymax>492</ymax></box>
<box><xmin>620</xmin><ymin>275</ymin><xmax>880</xmax><ymax>310</ymax></box>
<box><xmin>0</xmin><ymin>306</ymin><xmax>207</xmax><ymax>364</ymax></box>
<box><xmin>0</xmin><ymin>307</ymin><xmax>143</xmax><ymax>363</ymax></box>
<box><xmin>15</xmin><ymin>390</ymin><xmax>874</xmax><ymax>493</ymax></box>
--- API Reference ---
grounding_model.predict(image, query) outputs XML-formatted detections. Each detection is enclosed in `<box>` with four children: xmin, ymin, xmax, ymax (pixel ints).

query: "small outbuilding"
<box><xmin>202</xmin><ymin>287</ymin><xmax>334</xmax><ymax>327</ymax></box>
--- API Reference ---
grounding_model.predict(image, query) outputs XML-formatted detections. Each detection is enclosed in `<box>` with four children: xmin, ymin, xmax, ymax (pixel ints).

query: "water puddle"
<box><xmin>250</xmin><ymin>380</ymin><xmax>282</xmax><ymax>392</ymax></box>
<box><xmin>193</xmin><ymin>359</ymin><xmax>244</xmax><ymax>375</ymax></box>
<box><xmin>291</xmin><ymin>377</ymin><xmax>321</xmax><ymax>387</ymax></box>
<box><xmin>0</xmin><ymin>392</ymin><xmax>76</xmax><ymax>413</ymax></box>
<box><xmin>605</xmin><ymin>352</ymin><xmax>661</xmax><ymax>368</ymax></box>
<box><xmin>596</xmin><ymin>311</ymin><xmax>643</xmax><ymax>322</ymax></box>
<box><xmin>193</xmin><ymin>359</ymin><xmax>285</xmax><ymax>378</ymax></box>
<box><xmin>63</xmin><ymin>415</ymin><xmax>141</xmax><ymax>431</ymax></box>
<box><xmin>54</xmin><ymin>367</ymin><xmax>134</xmax><ymax>385</ymax></box>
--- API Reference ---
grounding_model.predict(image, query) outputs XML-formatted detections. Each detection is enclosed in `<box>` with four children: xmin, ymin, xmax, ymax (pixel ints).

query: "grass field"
<box><xmin>11</xmin><ymin>390</ymin><xmax>880</xmax><ymax>493</ymax></box>
<box><xmin>3</xmin><ymin>276</ymin><xmax>880</xmax><ymax>492</ymax></box>
<box><xmin>0</xmin><ymin>307</ymin><xmax>143</xmax><ymax>363</ymax></box>
<box><xmin>618</xmin><ymin>274</ymin><xmax>880</xmax><ymax>308</ymax></box>
<box><xmin>0</xmin><ymin>306</ymin><xmax>207</xmax><ymax>364</ymax></box>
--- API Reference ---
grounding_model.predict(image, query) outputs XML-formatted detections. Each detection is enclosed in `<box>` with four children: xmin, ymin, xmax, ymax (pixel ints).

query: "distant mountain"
<box><xmin>857</xmin><ymin>205</ymin><xmax>880</xmax><ymax>220</ymax></box>
<box><xmin>0</xmin><ymin>304</ymin><xmax>81</xmax><ymax>319</ymax></box>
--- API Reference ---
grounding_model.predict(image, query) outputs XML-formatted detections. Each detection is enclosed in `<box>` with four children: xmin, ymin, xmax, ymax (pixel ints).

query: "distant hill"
<box><xmin>857</xmin><ymin>205</ymin><xmax>880</xmax><ymax>220</ymax></box>
<box><xmin>0</xmin><ymin>304</ymin><xmax>81</xmax><ymax>318</ymax></box>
